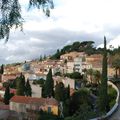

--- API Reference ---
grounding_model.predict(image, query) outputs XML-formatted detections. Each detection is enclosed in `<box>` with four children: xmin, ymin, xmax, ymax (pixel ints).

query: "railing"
<box><xmin>90</xmin><ymin>81</ymin><xmax>119</xmax><ymax>120</ymax></box>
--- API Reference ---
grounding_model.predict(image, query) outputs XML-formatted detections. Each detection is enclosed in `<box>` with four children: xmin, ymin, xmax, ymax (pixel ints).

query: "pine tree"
<box><xmin>44</xmin><ymin>69</ymin><xmax>54</xmax><ymax>97</ymax></box>
<box><xmin>4</xmin><ymin>85</ymin><xmax>10</xmax><ymax>105</ymax></box>
<box><xmin>16</xmin><ymin>73</ymin><xmax>26</xmax><ymax>96</ymax></box>
<box><xmin>25</xmin><ymin>79</ymin><xmax>32</xmax><ymax>96</ymax></box>
<box><xmin>98</xmin><ymin>36</ymin><xmax>109</xmax><ymax>112</ymax></box>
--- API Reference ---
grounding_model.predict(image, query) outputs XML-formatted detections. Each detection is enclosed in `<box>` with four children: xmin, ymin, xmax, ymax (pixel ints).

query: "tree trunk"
<box><xmin>119</xmin><ymin>68</ymin><xmax>120</xmax><ymax>77</ymax></box>
<box><xmin>115</xmin><ymin>68</ymin><xmax>118</xmax><ymax>78</ymax></box>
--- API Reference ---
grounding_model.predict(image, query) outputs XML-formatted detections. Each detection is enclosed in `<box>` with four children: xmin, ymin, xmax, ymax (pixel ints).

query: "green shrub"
<box><xmin>108</xmin><ymin>85</ymin><xmax>117</xmax><ymax>108</ymax></box>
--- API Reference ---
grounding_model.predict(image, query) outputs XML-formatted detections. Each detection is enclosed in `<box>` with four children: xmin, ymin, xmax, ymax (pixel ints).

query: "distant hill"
<box><xmin>51</xmin><ymin>41</ymin><xmax>102</xmax><ymax>59</ymax></box>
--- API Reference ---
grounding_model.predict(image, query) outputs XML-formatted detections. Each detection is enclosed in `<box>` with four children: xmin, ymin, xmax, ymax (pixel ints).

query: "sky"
<box><xmin>0</xmin><ymin>0</ymin><xmax>120</xmax><ymax>64</ymax></box>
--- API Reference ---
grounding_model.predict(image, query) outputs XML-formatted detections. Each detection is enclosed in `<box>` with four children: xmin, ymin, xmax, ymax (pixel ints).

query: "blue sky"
<box><xmin>0</xmin><ymin>0</ymin><xmax>120</xmax><ymax>64</ymax></box>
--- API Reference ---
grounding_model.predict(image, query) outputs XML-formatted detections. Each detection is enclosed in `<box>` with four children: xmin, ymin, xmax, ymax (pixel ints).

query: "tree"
<box><xmin>61</xmin><ymin>45</ymin><xmax>72</xmax><ymax>54</ymax></box>
<box><xmin>39</xmin><ymin>55</ymin><xmax>43</xmax><ymax>61</ymax></box>
<box><xmin>71</xmin><ymin>41</ymin><xmax>81</xmax><ymax>51</ymax></box>
<box><xmin>112</xmin><ymin>55</ymin><xmax>120</xmax><ymax>78</ymax></box>
<box><xmin>10</xmin><ymin>77</ymin><xmax>18</xmax><ymax>89</ymax></box>
<box><xmin>51</xmin><ymin>41</ymin><xmax>96</xmax><ymax>59</ymax></box>
<box><xmin>43</xmin><ymin>54</ymin><xmax>47</xmax><ymax>60</ymax></box>
<box><xmin>87</xmin><ymin>69</ymin><xmax>94</xmax><ymax>84</ymax></box>
<box><xmin>82</xmin><ymin>69</ymin><xmax>87</xmax><ymax>87</ymax></box>
<box><xmin>98</xmin><ymin>36</ymin><xmax>109</xmax><ymax>112</ymax></box>
<box><xmin>65</xmin><ymin>104</ymin><xmax>97</xmax><ymax>120</ymax></box>
<box><xmin>0</xmin><ymin>64</ymin><xmax>4</xmax><ymax>74</ymax></box>
<box><xmin>51</xmin><ymin>49</ymin><xmax>61</xmax><ymax>59</ymax></box>
<box><xmin>16</xmin><ymin>73</ymin><xmax>26</xmax><ymax>96</ymax></box>
<box><xmin>43</xmin><ymin>68</ymin><xmax>54</xmax><ymax>97</ymax></box>
<box><xmin>55</xmin><ymin>82</ymin><xmax>66</xmax><ymax>101</ymax></box>
<box><xmin>69</xmin><ymin>88</ymin><xmax>91</xmax><ymax>115</ymax></box>
<box><xmin>66</xmin><ymin>85</ymin><xmax>70</xmax><ymax>99</ymax></box>
<box><xmin>0</xmin><ymin>0</ymin><xmax>54</xmax><ymax>42</ymax></box>
<box><xmin>4</xmin><ymin>85</ymin><xmax>10</xmax><ymax>105</ymax></box>
<box><xmin>25</xmin><ymin>79</ymin><xmax>32</xmax><ymax>96</ymax></box>
<box><xmin>65</xmin><ymin>72</ymin><xmax>83</xmax><ymax>80</ymax></box>
<box><xmin>93</xmin><ymin>70</ymin><xmax>101</xmax><ymax>85</ymax></box>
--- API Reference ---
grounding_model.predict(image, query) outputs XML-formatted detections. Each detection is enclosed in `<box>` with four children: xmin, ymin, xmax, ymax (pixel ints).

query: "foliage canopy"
<box><xmin>0</xmin><ymin>0</ymin><xmax>54</xmax><ymax>41</ymax></box>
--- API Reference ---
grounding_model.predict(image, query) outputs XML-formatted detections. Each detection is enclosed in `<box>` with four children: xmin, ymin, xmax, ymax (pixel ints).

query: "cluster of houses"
<box><xmin>2</xmin><ymin>52</ymin><xmax>115</xmax><ymax>82</ymax></box>
<box><xmin>0</xmin><ymin>51</ymin><xmax>116</xmax><ymax>119</ymax></box>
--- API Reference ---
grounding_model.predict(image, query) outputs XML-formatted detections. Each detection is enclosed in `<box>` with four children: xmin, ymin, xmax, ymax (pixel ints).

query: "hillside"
<box><xmin>51</xmin><ymin>41</ymin><xmax>102</xmax><ymax>59</ymax></box>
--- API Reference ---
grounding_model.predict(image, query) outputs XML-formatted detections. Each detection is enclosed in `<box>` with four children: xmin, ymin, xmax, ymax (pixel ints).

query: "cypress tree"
<box><xmin>4</xmin><ymin>85</ymin><xmax>10</xmax><ymax>105</ymax></box>
<box><xmin>66</xmin><ymin>85</ymin><xmax>70</xmax><ymax>99</ymax></box>
<box><xmin>0</xmin><ymin>64</ymin><xmax>4</xmax><ymax>74</ymax></box>
<box><xmin>55</xmin><ymin>82</ymin><xmax>65</xmax><ymax>101</ymax></box>
<box><xmin>98</xmin><ymin>36</ymin><xmax>109</xmax><ymax>112</ymax></box>
<box><xmin>44</xmin><ymin>68</ymin><xmax>54</xmax><ymax>97</ymax></box>
<box><xmin>16</xmin><ymin>73</ymin><xmax>26</xmax><ymax>96</ymax></box>
<box><xmin>26</xmin><ymin>79</ymin><xmax>32</xmax><ymax>96</ymax></box>
<box><xmin>21</xmin><ymin>73</ymin><xmax>26</xmax><ymax>92</ymax></box>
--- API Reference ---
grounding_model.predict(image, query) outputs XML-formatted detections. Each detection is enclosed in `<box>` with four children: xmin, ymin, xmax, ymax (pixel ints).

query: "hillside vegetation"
<box><xmin>51</xmin><ymin>41</ymin><xmax>103</xmax><ymax>59</ymax></box>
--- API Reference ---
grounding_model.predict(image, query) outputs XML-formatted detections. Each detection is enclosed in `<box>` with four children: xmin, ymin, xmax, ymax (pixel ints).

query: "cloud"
<box><xmin>98</xmin><ymin>35</ymin><xmax>120</xmax><ymax>49</ymax></box>
<box><xmin>0</xmin><ymin>0</ymin><xmax>120</xmax><ymax>64</ymax></box>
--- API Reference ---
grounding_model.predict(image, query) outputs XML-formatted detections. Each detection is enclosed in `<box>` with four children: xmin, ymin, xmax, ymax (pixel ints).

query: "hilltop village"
<box><xmin>0</xmin><ymin>41</ymin><xmax>119</xmax><ymax>120</ymax></box>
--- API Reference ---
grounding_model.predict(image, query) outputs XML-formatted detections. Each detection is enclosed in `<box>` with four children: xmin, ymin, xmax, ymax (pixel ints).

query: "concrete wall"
<box><xmin>10</xmin><ymin>102</ymin><xmax>58</xmax><ymax>116</ymax></box>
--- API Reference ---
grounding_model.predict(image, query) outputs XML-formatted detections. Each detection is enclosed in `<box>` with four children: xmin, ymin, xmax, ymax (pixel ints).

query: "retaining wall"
<box><xmin>90</xmin><ymin>81</ymin><xmax>119</xmax><ymax>120</ymax></box>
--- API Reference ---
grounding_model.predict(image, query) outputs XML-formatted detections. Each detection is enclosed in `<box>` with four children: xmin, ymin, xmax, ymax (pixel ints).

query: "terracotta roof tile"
<box><xmin>10</xmin><ymin>96</ymin><xmax>58</xmax><ymax>106</ymax></box>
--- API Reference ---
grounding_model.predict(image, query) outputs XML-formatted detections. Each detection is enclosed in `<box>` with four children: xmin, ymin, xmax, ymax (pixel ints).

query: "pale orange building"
<box><xmin>60</xmin><ymin>52</ymin><xmax>86</xmax><ymax>61</ymax></box>
<box><xmin>86</xmin><ymin>54</ymin><xmax>103</xmax><ymax>69</ymax></box>
<box><xmin>10</xmin><ymin>96</ymin><xmax>59</xmax><ymax>117</ymax></box>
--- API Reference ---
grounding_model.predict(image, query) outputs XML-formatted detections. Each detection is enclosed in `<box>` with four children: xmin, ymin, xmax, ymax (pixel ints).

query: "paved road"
<box><xmin>109</xmin><ymin>84</ymin><xmax>120</xmax><ymax>120</ymax></box>
<box><xmin>30</xmin><ymin>81</ymin><xmax>42</xmax><ymax>98</ymax></box>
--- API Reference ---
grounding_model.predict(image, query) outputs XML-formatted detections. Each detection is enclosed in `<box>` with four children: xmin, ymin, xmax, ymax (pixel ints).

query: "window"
<box><xmin>48</xmin><ymin>107</ymin><xmax>51</xmax><ymax>113</ymax></box>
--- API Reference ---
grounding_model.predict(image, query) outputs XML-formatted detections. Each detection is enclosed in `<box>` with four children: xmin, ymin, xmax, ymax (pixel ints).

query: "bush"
<box><xmin>64</xmin><ymin>72</ymin><xmax>83</xmax><ymax>79</ymax></box>
<box><xmin>37</xmin><ymin>110</ymin><xmax>60</xmax><ymax>120</ymax></box>
<box><xmin>65</xmin><ymin>103</ymin><xmax>98</xmax><ymax>120</ymax></box>
<box><xmin>55</xmin><ymin>72</ymin><xmax>62</xmax><ymax>76</ymax></box>
<box><xmin>3</xmin><ymin>82</ymin><xmax>9</xmax><ymax>88</ymax></box>
<box><xmin>32</xmin><ymin>79</ymin><xmax>45</xmax><ymax>87</ymax></box>
<box><xmin>32</xmin><ymin>81</ymin><xmax>37</xmax><ymax>85</ymax></box>
<box><xmin>108</xmin><ymin>85</ymin><xmax>117</xmax><ymax>108</ymax></box>
<box><xmin>69</xmin><ymin>88</ymin><xmax>92</xmax><ymax>115</ymax></box>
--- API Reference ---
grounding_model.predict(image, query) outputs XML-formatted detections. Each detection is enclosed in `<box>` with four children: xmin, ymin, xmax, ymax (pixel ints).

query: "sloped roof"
<box><xmin>10</xmin><ymin>96</ymin><xmax>58</xmax><ymax>106</ymax></box>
